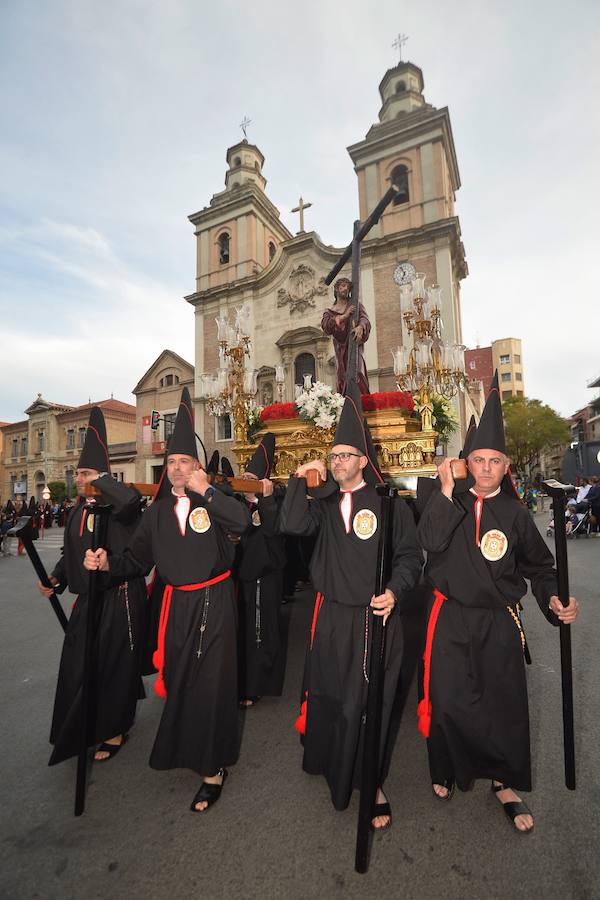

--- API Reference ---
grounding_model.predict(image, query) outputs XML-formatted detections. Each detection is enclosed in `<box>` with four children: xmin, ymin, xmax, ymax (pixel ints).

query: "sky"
<box><xmin>1</xmin><ymin>0</ymin><xmax>599</xmax><ymax>422</ymax></box>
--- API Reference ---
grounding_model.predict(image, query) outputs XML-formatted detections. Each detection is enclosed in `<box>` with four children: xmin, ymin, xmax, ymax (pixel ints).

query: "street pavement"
<box><xmin>0</xmin><ymin>516</ymin><xmax>598</xmax><ymax>900</ymax></box>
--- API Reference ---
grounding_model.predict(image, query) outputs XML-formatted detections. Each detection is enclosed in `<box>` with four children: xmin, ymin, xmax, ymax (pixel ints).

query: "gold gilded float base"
<box><xmin>234</xmin><ymin>407</ymin><xmax>438</xmax><ymax>485</ymax></box>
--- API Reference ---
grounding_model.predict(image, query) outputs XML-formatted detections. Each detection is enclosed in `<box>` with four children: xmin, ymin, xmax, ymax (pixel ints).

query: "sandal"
<box><xmin>94</xmin><ymin>734</ymin><xmax>128</xmax><ymax>762</ymax></box>
<box><xmin>370</xmin><ymin>801</ymin><xmax>392</xmax><ymax>832</ymax></box>
<box><xmin>190</xmin><ymin>769</ymin><xmax>229</xmax><ymax>813</ymax></box>
<box><xmin>491</xmin><ymin>782</ymin><xmax>534</xmax><ymax>834</ymax></box>
<box><xmin>432</xmin><ymin>779</ymin><xmax>455</xmax><ymax>801</ymax></box>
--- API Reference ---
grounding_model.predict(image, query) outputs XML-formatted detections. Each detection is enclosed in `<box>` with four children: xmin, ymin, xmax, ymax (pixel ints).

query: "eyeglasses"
<box><xmin>327</xmin><ymin>452</ymin><xmax>361</xmax><ymax>463</ymax></box>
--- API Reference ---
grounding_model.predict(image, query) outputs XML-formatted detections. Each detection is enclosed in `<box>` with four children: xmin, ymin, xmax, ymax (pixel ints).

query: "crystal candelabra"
<box><xmin>391</xmin><ymin>273</ymin><xmax>466</xmax><ymax>431</ymax></box>
<box><xmin>199</xmin><ymin>304</ymin><xmax>258</xmax><ymax>444</ymax></box>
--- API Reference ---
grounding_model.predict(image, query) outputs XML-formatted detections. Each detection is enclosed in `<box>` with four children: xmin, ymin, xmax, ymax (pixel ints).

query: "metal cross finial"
<box><xmin>392</xmin><ymin>32</ymin><xmax>409</xmax><ymax>62</ymax></box>
<box><xmin>240</xmin><ymin>116</ymin><xmax>251</xmax><ymax>139</ymax></box>
<box><xmin>291</xmin><ymin>196</ymin><xmax>313</xmax><ymax>233</ymax></box>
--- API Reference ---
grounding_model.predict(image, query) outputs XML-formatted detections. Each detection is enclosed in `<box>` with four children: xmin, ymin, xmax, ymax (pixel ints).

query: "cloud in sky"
<box><xmin>1</xmin><ymin>0</ymin><xmax>599</xmax><ymax>421</ymax></box>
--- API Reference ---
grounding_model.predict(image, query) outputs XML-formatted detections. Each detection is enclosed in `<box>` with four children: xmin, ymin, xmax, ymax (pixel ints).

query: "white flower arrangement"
<box><xmin>295</xmin><ymin>381</ymin><xmax>344</xmax><ymax>430</ymax></box>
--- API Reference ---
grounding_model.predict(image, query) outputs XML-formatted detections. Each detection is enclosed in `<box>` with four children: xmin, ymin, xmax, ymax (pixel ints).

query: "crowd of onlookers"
<box><xmin>0</xmin><ymin>496</ymin><xmax>74</xmax><ymax>556</ymax></box>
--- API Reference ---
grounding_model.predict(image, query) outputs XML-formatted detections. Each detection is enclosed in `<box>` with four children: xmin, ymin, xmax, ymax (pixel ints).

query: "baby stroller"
<box><xmin>547</xmin><ymin>500</ymin><xmax>592</xmax><ymax>538</ymax></box>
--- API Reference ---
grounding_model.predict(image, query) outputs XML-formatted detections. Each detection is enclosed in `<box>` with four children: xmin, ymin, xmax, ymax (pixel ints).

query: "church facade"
<box><xmin>185</xmin><ymin>60</ymin><xmax>469</xmax><ymax>461</ymax></box>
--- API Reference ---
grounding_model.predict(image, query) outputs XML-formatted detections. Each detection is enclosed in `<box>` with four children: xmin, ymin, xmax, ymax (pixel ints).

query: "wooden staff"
<box><xmin>542</xmin><ymin>479</ymin><xmax>576</xmax><ymax>790</ymax></box>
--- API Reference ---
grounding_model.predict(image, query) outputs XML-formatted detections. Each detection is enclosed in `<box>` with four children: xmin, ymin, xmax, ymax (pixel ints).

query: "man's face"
<box><xmin>467</xmin><ymin>450</ymin><xmax>509</xmax><ymax>495</ymax></box>
<box><xmin>167</xmin><ymin>454</ymin><xmax>198</xmax><ymax>490</ymax></box>
<box><xmin>329</xmin><ymin>444</ymin><xmax>367</xmax><ymax>488</ymax></box>
<box><xmin>336</xmin><ymin>280</ymin><xmax>351</xmax><ymax>302</ymax></box>
<box><xmin>75</xmin><ymin>468</ymin><xmax>100</xmax><ymax>496</ymax></box>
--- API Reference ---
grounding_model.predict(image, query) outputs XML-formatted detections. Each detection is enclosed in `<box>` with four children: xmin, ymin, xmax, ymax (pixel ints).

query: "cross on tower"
<box><xmin>291</xmin><ymin>196</ymin><xmax>313</xmax><ymax>233</ymax></box>
<box><xmin>240</xmin><ymin>116</ymin><xmax>252</xmax><ymax>139</ymax></box>
<box><xmin>392</xmin><ymin>32</ymin><xmax>409</xmax><ymax>62</ymax></box>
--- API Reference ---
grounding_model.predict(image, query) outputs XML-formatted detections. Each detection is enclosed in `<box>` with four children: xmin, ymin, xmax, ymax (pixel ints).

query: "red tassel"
<box><xmin>154</xmin><ymin>675</ymin><xmax>167</xmax><ymax>698</ymax></box>
<box><xmin>294</xmin><ymin>694</ymin><xmax>308</xmax><ymax>735</ymax></box>
<box><xmin>417</xmin><ymin>588</ymin><xmax>447</xmax><ymax>739</ymax></box>
<box><xmin>417</xmin><ymin>698</ymin><xmax>432</xmax><ymax>738</ymax></box>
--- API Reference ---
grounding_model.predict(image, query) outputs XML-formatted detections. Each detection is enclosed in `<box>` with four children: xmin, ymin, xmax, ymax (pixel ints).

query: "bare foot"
<box><xmin>433</xmin><ymin>783</ymin><xmax>450</xmax><ymax>799</ymax></box>
<box><xmin>194</xmin><ymin>770</ymin><xmax>225</xmax><ymax>812</ymax></box>
<box><xmin>371</xmin><ymin>787</ymin><xmax>391</xmax><ymax>830</ymax></box>
<box><xmin>493</xmin><ymin>781</ymin><xmax>534</xmax><ymax>832</ymax></box>
<box><xmin>94</xmin><ymin>734</ymin><xmax>124</xmax><ymax>761</ymax></box>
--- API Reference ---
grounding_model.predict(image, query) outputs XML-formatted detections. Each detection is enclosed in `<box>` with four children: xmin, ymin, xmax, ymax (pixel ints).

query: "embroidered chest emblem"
<box><xmin>480</xmin><ymin>529</ymin><xmax>508</xmax><ymax>561</ymax></box>
<box><xmin>251</xmin><ymin>509</ymin><xmax>261</xmax><ymax>527</ymax></box>
<box><xmin>353</xmin><ymin>509</ymin><xmax>377</xmax><ymax>540</ymax></box>
<box><xmin>188</xmin><ymin>507</ymin><xmax>211</xmax><ymax>534</ymax></box>
<box><xmin>86</xmin><ymin>512</ymin><xmax>95</xmax><ymax>534</ymax></box>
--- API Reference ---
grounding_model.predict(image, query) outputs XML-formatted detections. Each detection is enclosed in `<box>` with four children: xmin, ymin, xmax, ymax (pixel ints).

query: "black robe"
<box><xmin>417</xmin><ymin>487</ymin><xmax>559</xmax><ymax>792</ymax></box>
<box><xmin>49</xmin><ymin>476</ymin><xmax>147</xmax><ymax>765</ymax></box>
<box><xmin>280</xmin><ymin>475</ymin><xmax>422</xmax><ymax>810</ymax></box>
<box><xmin>106</xmin><ymin>487</ymin><xmax>251</xmax><ymax>775</ymax></box>
<box><xmin>236</xmin><ymin>493</ymin><xmax>286</xmax><ymax>699</ymax></box>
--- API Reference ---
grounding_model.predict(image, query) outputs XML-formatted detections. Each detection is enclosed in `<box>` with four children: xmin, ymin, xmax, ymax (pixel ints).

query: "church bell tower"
<box><xmin>346</xmin><ymin>59</ymin><xmax>468</xmax><ymax>447</ymax></box>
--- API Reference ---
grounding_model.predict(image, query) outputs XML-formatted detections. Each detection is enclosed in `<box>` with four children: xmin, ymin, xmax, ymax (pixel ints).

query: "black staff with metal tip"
<box><xmin>8</xmin><ymin>516</ymin><xmax>69</xmax><ymax>633</ymax></box>
<box><xmin>542</xmin><ymin>478</ymin><xmax>576</xmax><ymax>791</ymax></box>
<box><xmin>74</xmin><ymin>500</ymin><xmax>111</xmax><ymax>816</ymax></box>
<box><xmin>355</xmin><ymin>485</ymin><xmax>396</xmax><ymax>873</ymax></box>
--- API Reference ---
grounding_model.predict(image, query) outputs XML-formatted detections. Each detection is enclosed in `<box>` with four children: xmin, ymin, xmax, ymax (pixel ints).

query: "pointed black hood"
<box><xmin>78</xmin><ymin>406</ymin><xmax>111</xmax><ymax>473</ymax></box>
<box><xmin>221</xmin><ymin>457</ymin><xmax>235</xmax><ymax>478</ymax></box>
<box><xmin>469</xmin><ymin>372</ymin><xmax>506</xmax><ymax>455</ymax></box>
<box><xmin>333</xmin><ymin>379</ymin><xmax>384</xmax><ymax>486</ymax></box>
<box><xmin>168</xmin><ymin>388</ymin><xmax>197</xmax><ymax>459</ymax></box>
<box><xmin>245</xmin><ymin>433</ymin><xmax>275</xmax><ymax>479</ymax></box>
<box><xmin>459</xmin><ymin>415</ymin><xmax>477</xmax><ymax>459</ymax></box>
<box><xmin>154</xmin><ymin>438</ymin><xmax>173</xmax><ymax>502</ymax></box>
<box><xmin>206</xmin><ymin>450</ymin><xmax>220</xmax><ymax>477</ymax></box>
<box><xmin>465</xmin><ymin>377</ymin><xmax>519</xmax><ymax>499</ymax></box>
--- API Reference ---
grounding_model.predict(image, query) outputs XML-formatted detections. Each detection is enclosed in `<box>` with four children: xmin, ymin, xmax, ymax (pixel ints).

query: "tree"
<box><xmin>503</xmin><ymin>396</ymin><xmax>569</xmax><ymax>476</ymax></box>
<box><xmin>47</xmin><ymin>481</ymin><xmax>67</xmax><ymax>503</ymax></box>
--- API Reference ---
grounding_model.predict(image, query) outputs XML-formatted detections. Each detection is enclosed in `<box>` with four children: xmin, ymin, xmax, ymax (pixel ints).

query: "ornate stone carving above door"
<box><xmin>277</xmin><ymin>264</ymin><xmax>328</xmax><ymax>314</ymax></box>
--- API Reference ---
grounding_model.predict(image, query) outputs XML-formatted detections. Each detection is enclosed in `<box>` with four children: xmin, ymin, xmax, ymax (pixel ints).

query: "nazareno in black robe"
<box><xmin>417</xmin><ymin>487</ymin><xmax>559</xmax><ymax>792</ymax></box>
<box><xmin>236</xmin><ymin>491</ymin><xmax>286</xmax><ymax>699</ymax></box>
<box><xmin>280</xmin><ymin>475</ymin><xmax>423</xmax><ymax>811</ymax></box>
<box><xmin>106</xmin><ymin>487</ymin><xmax>250</xmax><ymax>776</ymax></box>
<box><xmin>49</xmin><ymin>476</ymin><xmax>147</xmax><ymax>765</ymax></box>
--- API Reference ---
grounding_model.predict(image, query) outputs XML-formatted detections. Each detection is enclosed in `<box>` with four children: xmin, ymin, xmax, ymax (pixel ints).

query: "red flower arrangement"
<box><xmin>361</xmin><ymin>391</ymin><xmax>415</xmax><ymax>413</ymax></box>
<box><xmin>259</xmin><ymin>392</ymin><xmax>414</xmax><ymax>424</ymax></box>
<box><xmin>259</xmin><ymin>402</ymin><xmax>299</xmax><ymax>423</ymax></box>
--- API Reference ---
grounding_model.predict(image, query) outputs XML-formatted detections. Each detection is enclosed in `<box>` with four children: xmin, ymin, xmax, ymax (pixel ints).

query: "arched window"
<box><xmin>391</xmin><ymin>165</ymin><xmax>409</xmax><ymax>205</ymax></box>
<box><xmin>218</xmin><ymin>232</ymin><xmax>230</xmax><ymax>264</ymax></box>
<box><xmin>268</xmin><ymin>241</ymin><xmax>276</xmax><ymax>261</ymax></box>
<box><xmin>234</xmin><ymin>156</ymin><xmax>241</xmax><ymax>167</ymax></box>
<box><xmin>395</xmin><ymin>80</ymin><xmax>406</xmax><ymax>93</ymax></box>
<box><xmin>294</xmin><ymin>352</ymin><xmax>316</xmax><ymax>387</ymax></box>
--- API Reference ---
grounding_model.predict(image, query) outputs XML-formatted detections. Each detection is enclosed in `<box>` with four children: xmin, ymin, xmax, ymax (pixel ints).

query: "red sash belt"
<box><xmin>294</xmin><ymin>592</ymin><xmax>324</xmax><ymax>735</ymax></box>
<box><xmin>417</xmin><ymin>588</ymin><xmax>447</xmax><ymax>738</ymax></box>
<box><xmin>153</xmin><ymin>570</ymin><xmax>231</xmax><ymax>699</ymax></box>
